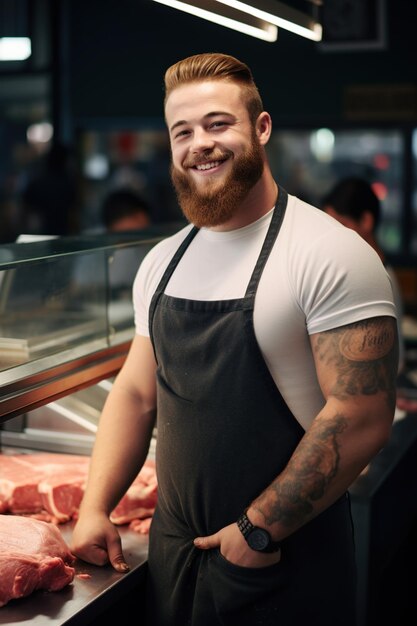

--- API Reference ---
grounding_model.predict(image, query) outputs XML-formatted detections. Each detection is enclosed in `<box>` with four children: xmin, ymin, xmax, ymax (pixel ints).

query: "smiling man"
<box><xmin>72</xmin><ymin>53</ymin><xmax>399</xmax><ymax>626</ymax></box>
<box><xmin>167</xmin><ymin>78</ymin><xmax>267</xmax><ymax>229</ymax></box>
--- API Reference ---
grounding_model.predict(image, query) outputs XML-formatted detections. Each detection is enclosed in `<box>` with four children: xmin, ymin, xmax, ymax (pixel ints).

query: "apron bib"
<box><xmin>146</xmin><ymin>189</ymin><xmax>357</xmax><ymax>625</ymax></box>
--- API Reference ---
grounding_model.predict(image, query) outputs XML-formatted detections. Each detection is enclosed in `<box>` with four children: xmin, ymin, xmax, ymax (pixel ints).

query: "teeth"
<box><xmin>195</xmin><ymin>161</ymin><xmax>220</xmax><ymax>171</ymax></box>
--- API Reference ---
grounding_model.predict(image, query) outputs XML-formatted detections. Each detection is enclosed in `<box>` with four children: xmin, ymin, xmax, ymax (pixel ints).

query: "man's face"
<box><xmin>165</xmin><ymin>80</ymin><xmax>265</xmax><ymax>228</ymax></box>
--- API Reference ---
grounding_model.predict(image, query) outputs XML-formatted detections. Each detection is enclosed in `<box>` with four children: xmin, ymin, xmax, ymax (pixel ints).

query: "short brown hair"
<box><xmin>164</xmin><ymin>53</ymin><xmax>264</xmax><ymax>125</ymax></box>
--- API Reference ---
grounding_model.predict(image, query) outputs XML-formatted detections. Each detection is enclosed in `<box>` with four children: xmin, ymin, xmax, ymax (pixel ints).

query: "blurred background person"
<box><xmin>20</xmin><ymin>142</ymin><xmax>78</xmax><ymax>235</ymax></box>
<box><xmin>73</xmin><ymin>188</ymin><xmax>154</xmax><ymax>300</ymax></box>
<box><xmin>101</xmin><ymin>188</ymin><xmax>152</xmax><ymax>233</ymax></box>
<box><xmin>322</xmin><ymin>176</ymin><xmax>405</xmax><ymax>375</ymax></box>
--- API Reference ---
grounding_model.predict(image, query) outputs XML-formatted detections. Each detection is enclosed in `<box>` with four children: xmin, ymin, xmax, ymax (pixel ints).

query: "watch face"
<box><xmin>247</xmin><ymin>528</ymin><xmax>270</xmax><ymax>551</ymax></box>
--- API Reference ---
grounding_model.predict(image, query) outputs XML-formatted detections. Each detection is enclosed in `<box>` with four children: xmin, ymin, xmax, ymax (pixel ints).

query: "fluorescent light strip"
<box><xmin>214</xmin><ymin>0</ymin><xmax>322</xmax><ymax>41</ymax></box>
<box><xmin>152</xmin><ymin>0</ymin><xmax>278</xmax><ymax>42</ymax></box>
<box><xmin>0</xmin><ymin>37</ymin><xmax>31</xmax><ymax>61</ymax></box>
<box><xmin>48</xmin><ymin>402</ymin><xmax>98</xmax><ymax>433</ymax></box>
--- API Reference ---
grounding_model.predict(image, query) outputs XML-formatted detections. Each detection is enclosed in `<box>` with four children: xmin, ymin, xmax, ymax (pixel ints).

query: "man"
<box><xmin>72</xmin><ymin>53</ymin><xmax>398</xmax><ymax>626</ymax></box>
<box><xmin>101</xmin><ymin>188</ymin><xmax>151</xmax><ymax>232</ymax></box>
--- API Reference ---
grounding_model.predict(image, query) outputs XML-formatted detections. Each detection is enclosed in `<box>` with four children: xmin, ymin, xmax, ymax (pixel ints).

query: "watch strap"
<box><xmin>236</xmin><ymin>510</ymin><xmax>281</xmax><ymax>553</ymax></box>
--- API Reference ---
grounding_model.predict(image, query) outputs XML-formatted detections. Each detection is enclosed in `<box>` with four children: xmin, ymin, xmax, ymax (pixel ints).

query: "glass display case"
<box><xmin>0</xmin><ymin>229</ymin><xmax>170</xmax><ymax>625</ymax></box>
<box><xmin>0</xmin><ymin>226</ymin><xmax>177</xmax><ymax>424</ymax></box>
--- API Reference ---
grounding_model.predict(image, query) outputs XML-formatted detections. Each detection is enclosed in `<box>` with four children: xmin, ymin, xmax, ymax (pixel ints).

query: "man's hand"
<box><xmin>71</xmin><ymin>511</ymin><xmax>130</xmax><ymax>573</ymax></box>
<box><xmin>193</xmin><ymin>522</ymin><xmax>281</xmax><ymax>568</ymax></box>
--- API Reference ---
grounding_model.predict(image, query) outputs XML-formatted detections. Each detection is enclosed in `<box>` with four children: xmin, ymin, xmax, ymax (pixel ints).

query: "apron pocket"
<box><xmin>208</xmin><ymin>547</ymin><xmax>289</xmax><ymax>620</ymax></box>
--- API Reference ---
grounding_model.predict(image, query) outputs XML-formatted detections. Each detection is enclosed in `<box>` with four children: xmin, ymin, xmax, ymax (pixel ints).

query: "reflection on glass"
<box><xmin>0</xmin><ymin>253</ymin><xmax>108</xmax><ymax>371</ymax></box>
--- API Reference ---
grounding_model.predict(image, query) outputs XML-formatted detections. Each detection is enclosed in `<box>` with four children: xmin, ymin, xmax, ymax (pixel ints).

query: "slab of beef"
<box><xmin>38</xmin><ymin>471</ymin><xmax>86</xmax><ymax>523</ymax></box>
<box><xmin>110</xmin><ymin>459</ymin><xmax>157</xmax><ymax>525</ymax></box>
<box><xmin>0</xmin><ymin>514</ymin><xmax>75</xmax><ymax>607</ymax></box>
<box><xmin>0</xmin><ymin>455</ymin><xmax>46</xmax><ymax>514</ymax></box>
<box><xmin>129</xmin><ymin>517</ymin><xmax>153</xmax><ymax>534</ymax></box>
<box><xmin>0</xmin><ymin>454</ymin><xmax>89</xmax><ymax>515</ymax></box>
<box><xmin>0</xmin><ymin>453</ymin><xmax>157</xmax><ymax>531</ymax></box>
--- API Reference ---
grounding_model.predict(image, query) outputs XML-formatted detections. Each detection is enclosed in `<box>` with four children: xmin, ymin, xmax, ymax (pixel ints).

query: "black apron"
<box><xmin>146</xmin><ymin>189</ymin><xmax>357</xmax><ymax>626</ymax></box>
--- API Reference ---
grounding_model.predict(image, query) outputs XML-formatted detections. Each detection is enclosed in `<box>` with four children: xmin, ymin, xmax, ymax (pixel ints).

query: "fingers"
<box><xmin>194</xmin><ymin>532</ymin><xmax>220</xmax><ymax>550</ymax></box>
<box><xmin>107</xmin><ymin>535</ymin><xmax>130</xmax><ymax>572</ymax></box>
<box><xmin>87</xmin><ymin>544</ymin><xmax>111</xmax><ymax>567</ymax></box>
<box><xmin>72</xmin><ymin>542</ymin><xmax>109</xmax><ymax>567</ymax></box>
<box><xmin>71</xmin><ymin>526</ymin><xmax>130</xmax><ymax>573</ymax></box>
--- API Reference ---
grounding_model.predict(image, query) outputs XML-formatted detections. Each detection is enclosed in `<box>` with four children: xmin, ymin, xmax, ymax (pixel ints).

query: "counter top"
<box><xmin>0</xmin><ymin>522</ymin><xmax>149</xmax><ymax>625</ymax></box>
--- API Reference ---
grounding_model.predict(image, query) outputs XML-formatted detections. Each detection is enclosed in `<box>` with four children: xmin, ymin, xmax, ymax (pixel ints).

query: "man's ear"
<box><xmin>359</xmin><ymin>210</ymin><xmax>375</xmax><ymax>234</ymax></box>
<box><xmin>256</xmin><ymin>112</ymin><xmax>272</xmax><ymax>145</ymax></box>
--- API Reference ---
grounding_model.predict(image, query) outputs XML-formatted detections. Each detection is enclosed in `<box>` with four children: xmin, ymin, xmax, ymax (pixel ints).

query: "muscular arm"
<box><xmin>71</xmin><ymin>334</ymin><xmax>157</xmax><ymax>569</ymax></box>
<box><xmin>194</xmin><ymin>316</ymin><xmax>398</xmax><ymax>565</ymax></box>
<box><xmin>249</xmin><ymin>315</ymin><xmax>398</xmax><ymax>537</ymax></box>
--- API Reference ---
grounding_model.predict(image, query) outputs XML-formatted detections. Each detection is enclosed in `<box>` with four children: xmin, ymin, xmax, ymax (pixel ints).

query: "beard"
<box><xmin>170</xmin><ymin>132</ymin><xmax>264</xmax><ymax>228</ymax></box>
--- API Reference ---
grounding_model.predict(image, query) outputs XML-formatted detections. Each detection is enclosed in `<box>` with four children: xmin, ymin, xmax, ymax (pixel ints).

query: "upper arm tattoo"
<box><xmin>313</xmin><ymin>316</ymin><xmax>398</xmax><ymax>409</ymax></box>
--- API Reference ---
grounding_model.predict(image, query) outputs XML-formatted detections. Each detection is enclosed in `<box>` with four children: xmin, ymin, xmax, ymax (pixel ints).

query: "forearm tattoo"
<box><xmin>254</xmin><ymin>415</ymin><xmax>347</xmax><ymax>527</ymax></box>
<box><xmin>253</xmin><ymin>317</ymin><xmax>398</xmax><ymax>530</ymax></box>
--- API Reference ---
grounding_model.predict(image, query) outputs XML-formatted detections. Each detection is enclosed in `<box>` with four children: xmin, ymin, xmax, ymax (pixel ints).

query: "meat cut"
<box><xmin>109</xmin><ymin>460</ymin><xmax>158</xmax><ymax>525</ymax></box>
<box><xmin>0</xmin><ymin>452</ymin><xmax>157</xmax><ymax>530</ymax></box>
<box><xmin>0</xmin><ymin>514</ymin><xmax>75</xmax><ymax>607</ymax></box>
<box><xmin>0</xmin><ymin>453</ymin><xmax>89</xmax><ymax>516</ymax></box>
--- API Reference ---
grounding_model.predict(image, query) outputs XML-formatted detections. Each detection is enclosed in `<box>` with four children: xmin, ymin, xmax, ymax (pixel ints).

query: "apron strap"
<box><xmin>245</xmin><ymin>187</ymin><xmax>288</xmax><ymax>300</ymax></box>
<box><xmin>148</xmin><ymin>224</ymin><xmax>199</xmax><ymax>335</ymax></box>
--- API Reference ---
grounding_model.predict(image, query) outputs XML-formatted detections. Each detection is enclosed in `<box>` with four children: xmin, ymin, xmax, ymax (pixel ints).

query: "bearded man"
<box><xmin>72</xmin><ymin>53</ymin><xmax>398</xmax><ymax>626</ymax></box>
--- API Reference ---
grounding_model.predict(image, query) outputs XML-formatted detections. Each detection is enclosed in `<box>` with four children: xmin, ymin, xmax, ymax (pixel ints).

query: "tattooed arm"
<box><xmin>194</xmin><ymin>316</ymin><xmax>398</xmax><ymax>565</ymax></box>
<box><xmin>248</xmin><ymin>315</ymin><xmax>398</xmax><ymax>539</ymax></box>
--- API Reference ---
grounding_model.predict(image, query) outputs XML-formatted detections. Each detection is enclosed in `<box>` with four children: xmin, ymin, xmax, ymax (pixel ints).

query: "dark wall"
<box><xmin>68</xmin><ymin>0</ymin><xmax>416</xmax><ymax>128</ymax></box>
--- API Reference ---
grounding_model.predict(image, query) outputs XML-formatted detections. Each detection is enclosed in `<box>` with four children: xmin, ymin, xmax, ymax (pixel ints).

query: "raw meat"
<box><xmin>0</xmin><ymin>453</ymin><xmax>157</xmax><ymax>532</ymax></box>
<box><xmin>0</xmin><ymin>454</ymin><xmax>89</xmax><ymax>515</ymax></box>
<box><xmin>38</xmin><ymin>471</ymin><xmax>86</xmax><ymax>523</ymax></box>
<box><xmin>0</xmin><ymin>514</ymin><xmax>75</xmax><ymax>607</ymax></box>
<box><xmin>110</xmin><ymin>460</ymin><xmax>157</xmax><ymax>525</ymax></box>
<box><xmin>0</xmin><ymin>455</ymin><xmax>46</xmax><ymax>514</ymax></box>
<box><xmin>129</xmin><ymin>517</ymin><xmax>153</xmax><ymax>534</ymax></box>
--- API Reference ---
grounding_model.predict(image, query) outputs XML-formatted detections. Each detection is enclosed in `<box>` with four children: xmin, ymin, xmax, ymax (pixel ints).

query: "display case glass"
<box><xmin>0</xmin><ymin>227</ymin><xmax>179</xmax><ymax>420</ymax></box>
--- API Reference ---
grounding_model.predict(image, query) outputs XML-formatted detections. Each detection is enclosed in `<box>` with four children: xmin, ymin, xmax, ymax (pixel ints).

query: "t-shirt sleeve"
<box><xmin>296</xmin><ymin>228</ymin><xmax>397</xmax><ymax>335</ymax></box>
<box><xmin>133</xmin><ymin>260</ymin><xmax>151</xmax><ymax>337</ymax></box>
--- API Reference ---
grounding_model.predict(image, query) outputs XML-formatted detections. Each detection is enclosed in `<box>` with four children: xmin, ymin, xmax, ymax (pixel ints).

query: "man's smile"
<box><xmin>194</xmin><ymin>160</ymin><xmax>222</xmax><ymax>171</ymax></box>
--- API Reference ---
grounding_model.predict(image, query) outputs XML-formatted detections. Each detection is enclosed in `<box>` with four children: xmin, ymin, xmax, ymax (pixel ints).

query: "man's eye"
<box><xmin>210</xmin><ymin>121</ymin><xmax>226</xmax><ymax>129</ymax></box>
<box><xmin>174</xmin><ymin>129</ymin><xmax>190</xmax><ymax>139</ymax></box>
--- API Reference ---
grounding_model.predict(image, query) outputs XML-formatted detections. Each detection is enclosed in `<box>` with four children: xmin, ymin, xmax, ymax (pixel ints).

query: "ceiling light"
<box><xmin>214</xmin><ymin>0</ymin><xmax>322</xmax><ymax>41</ymax></box>
<box><xmin>0</xmin><ymin>37</ymin><xmax>31</xmax><ymax>61</ymax></box>
<box><xmin>27</xmin><ymin>122</ymin><xmax>54</xmax><ymax>145</ymax></box>
<box><xmin>152</xmin><ymin>0</ymin><xmax>278</xmax><ymax>42</ymax></box>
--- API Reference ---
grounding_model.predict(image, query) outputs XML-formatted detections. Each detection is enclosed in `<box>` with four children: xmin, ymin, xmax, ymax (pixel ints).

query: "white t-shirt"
<box><xmin>386</xmin><ymin>264</ymin><xmax>405</xmax><ymax>372</ymax></box>
<box><xmin>133</xmin><ymin>194</ymin><xmax>396</xmax><ymax>430</ymax></box>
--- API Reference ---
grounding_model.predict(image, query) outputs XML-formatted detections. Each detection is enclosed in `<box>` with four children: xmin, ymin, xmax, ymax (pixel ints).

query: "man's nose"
<box><xmin>190</xmin><ymin>127</ymin><xmax>215</xmax><ymax>153</ymax></box>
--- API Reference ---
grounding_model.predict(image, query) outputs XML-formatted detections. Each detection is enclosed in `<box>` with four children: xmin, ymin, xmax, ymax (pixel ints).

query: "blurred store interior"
<box><xmin>1</xmin><ymin>2</ymin><xmax>417</xmax><ymax>625</ymax></box>
<box><xmin>0</xmin><ymin>1</ymin><xmax>416</xmax><ymax>284</ymax></box>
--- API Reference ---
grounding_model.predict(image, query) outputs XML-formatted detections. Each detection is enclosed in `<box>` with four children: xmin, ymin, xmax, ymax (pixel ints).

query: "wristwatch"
<box><xmin>236</xmin><ymin>510</ymin><xmax>281</xmax><ymax>553</ymax></box>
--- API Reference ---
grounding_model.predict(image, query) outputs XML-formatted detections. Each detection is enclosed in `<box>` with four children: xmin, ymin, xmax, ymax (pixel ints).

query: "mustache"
<box><xmin>182</xmin><ymin>149</ymin><xmax>233</xmax><ymax>169</ymax></box>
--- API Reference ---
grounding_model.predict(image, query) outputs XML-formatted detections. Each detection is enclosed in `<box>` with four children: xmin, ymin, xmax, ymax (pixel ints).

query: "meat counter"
<box><xmin>0</xmin><ymin>225</ymin><xmax>180</xmax><ymax>423</ymax></box>
<box><xmin>0</xmin><ymin>228</ymin><xmax>177</xmax><ymax>624</ymax></box>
